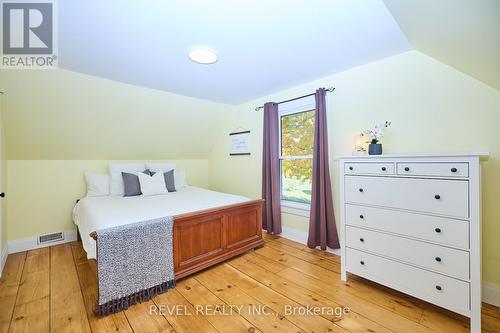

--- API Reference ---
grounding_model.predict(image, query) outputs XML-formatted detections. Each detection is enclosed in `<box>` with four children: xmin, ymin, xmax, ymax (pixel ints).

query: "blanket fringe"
<box><xmin>93</xmin><ymin>279</ymin><xmax>176</xmax><ymax>316</ymax></box>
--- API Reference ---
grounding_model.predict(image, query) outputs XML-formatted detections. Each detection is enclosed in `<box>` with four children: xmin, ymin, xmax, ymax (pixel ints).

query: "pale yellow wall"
<box><xmin>6</xmin><ymin>159</ymin><xmax>209</xmax><ymax>240</ymax></box>
<box><xmin>2</xmin><ymin>50</ymin><xmax>500</xmax><ymax>285</ymax></box>
<box><xmin>0</xmin><ymin>94</ymin><xmax>6</xmax><ymax>251</ymax></box>
<box><xmin>208</xmin><ymin>50</ymin><xmax>500</xmax><ymax>284</ymax></box>
<box><xmin>383</xmin><ymin>0</ymin><xmax>500</xmax><ymax>91</ymax></box>
<box><xmin>0</xmin><ymin>69</ymin><xmax>232</xmax><ymax>160</ymax></box>
<box><xmin>0</xmin><ymin>68</ymin><xmax>229</xmax><ymax>242</ymax></box>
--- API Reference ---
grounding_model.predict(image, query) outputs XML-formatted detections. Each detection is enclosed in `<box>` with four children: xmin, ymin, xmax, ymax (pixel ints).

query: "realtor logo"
<box><xmin>1</xmin><ymin>0</ymin><xmax>57</xmax><ymax>68</ymax></box>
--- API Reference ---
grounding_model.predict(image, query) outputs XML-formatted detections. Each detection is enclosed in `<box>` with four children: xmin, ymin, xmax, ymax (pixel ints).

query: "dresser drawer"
<box><xmin>345</xmin><ymin>162</ymin><xmax>394</xmax><ymax>175</ymax></box>
<box><xmin>346</xmin><ymin>226</ymin><xmax>470</xmax><ymax>280</ymax></box>
<box><xmin>345</xmin><ymin>205</ymin><xmax>469</xmax><ymax>249</ymax></box>
<box><xmin>346</xmin><ymin>247</ymin><xmax>470</xmax><ymax>316</ymax></box>
<box><xmin>345</xmin><ymin>176</ymin><xmax>469</xmax><ymax>218</ymax></box>
<box><xmin>397</xmin><ymin>162</ymin><xmax>469</xmax><ymax>178</ymax></box>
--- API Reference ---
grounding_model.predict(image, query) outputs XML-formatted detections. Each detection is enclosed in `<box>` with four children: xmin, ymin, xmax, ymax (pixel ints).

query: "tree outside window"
<box><xmin>280</xmin><ymin>109</ymin><xmax>314</xmax><ymax>204</ymax></box>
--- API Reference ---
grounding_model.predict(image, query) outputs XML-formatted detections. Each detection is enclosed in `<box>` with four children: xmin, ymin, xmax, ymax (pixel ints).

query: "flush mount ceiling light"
<box><xmin>188</xmin><ymin>48</ymin><xmax>218</xmax><ymax>64</ymax></box>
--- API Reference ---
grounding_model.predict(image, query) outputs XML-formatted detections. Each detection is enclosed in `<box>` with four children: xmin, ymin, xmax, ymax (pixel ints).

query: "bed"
<box><xmin>74</xmin><ymin>186</ymin><xmax>264</xmax><ymax>278</ymax></box>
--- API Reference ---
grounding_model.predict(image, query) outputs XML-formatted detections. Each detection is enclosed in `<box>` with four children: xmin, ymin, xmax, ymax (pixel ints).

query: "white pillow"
<box><xmin>174</xmin><ymin>170</ymin><xmax>187</xmax><ymax>188</ymax></box>
<box><xmin>109</xmin><ymin>162</ymin><xmax>146</xmax><ymax>196</ymax></box>
<box><xmin>85</xmin><ymin>172</ymin><xmax>110</xmax><ymax>197</ymax></box>
<box><xmin>138</xmin><ymin>172</ymin><xmax>168</xmax><ymax>196</ymax></box>
<box><xmin>146</xmin><ymin>162</ymin><xmax>176</xmax><ymax>173</ymax></box>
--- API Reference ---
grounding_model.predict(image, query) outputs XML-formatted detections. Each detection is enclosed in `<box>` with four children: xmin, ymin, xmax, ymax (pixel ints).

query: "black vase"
<box><xmin>368</xmin><ymin>143</ymin><xmax>382</xmax><ymax>155</ymax></box>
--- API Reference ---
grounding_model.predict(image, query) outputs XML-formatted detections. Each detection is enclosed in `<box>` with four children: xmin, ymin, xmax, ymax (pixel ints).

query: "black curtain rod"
<box><xmin>254</xmin><ymin>86</ymin><xmax>334</xmax><ymax>111</ymax></box>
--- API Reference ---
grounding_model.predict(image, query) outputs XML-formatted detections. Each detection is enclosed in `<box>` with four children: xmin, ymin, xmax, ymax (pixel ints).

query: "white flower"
<box><xmin>362</xmin><ymin>121</ymin><xmax>391</xmax><ymax>142</ymax></box>
<box><xmin>375</xmin><ymin>123</ymin><xmax>389</xmax><ymax>138</ymax></box>
<box><xmin>362</xmin><ymin>129</ymin><xmax>375</xmax><ymax>140</ymax></box>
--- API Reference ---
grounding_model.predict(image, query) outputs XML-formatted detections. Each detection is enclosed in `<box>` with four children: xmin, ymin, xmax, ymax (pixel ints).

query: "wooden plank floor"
<box><xmin>1</xmin><ymin>234</ymin><xmax>499</xmax><ymax>333</ymax></box>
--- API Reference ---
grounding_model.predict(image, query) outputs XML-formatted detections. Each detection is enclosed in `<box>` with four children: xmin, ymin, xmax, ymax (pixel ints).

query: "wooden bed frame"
<box><xmin>88</xmin><ymin>199</ymin><xmax>264</xmax><ymax>279</ymax></box>
<box><xmin>172</xmin><ymin>199</ymin><xmax>264</xmax><ymax>278</ymax></box>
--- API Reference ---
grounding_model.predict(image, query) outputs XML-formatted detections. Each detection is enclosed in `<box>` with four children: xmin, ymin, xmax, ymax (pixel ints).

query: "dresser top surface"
<box><xmin>335</xmin><ymin>152</ymin><xmax>490</xmax><ymax>160</ymax></box>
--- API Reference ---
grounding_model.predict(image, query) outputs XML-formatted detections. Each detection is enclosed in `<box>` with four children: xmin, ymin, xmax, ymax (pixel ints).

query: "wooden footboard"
<box><xmin>173</xmin><ymin>199</ymin><xmax>264</xmax><ymax>279</ymax></box>
<box><xmin>89</xmin><ymin>199</ymin><xmax>264</xmax><ymax>280</ymax></box>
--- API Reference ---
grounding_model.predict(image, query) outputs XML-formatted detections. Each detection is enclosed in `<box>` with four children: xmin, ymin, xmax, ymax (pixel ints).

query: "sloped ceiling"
<box><xmin>2</xmin><ymin>1</ymin><xmax>498</xmax><ymax>160</ymax></box>
<box><xmin>383</xmin><ymin>0</ymin><xmax>500</xmax><ymax>91</ymax></box>
<box><xmin>58</xmin><ymin>0</ymin><xmax>411</xmax><ymax>104</ymax></box>
<box><xmin>0</xmin><ymin>69</ymin><xmax>232</xmax><ymax>160</ymax></box>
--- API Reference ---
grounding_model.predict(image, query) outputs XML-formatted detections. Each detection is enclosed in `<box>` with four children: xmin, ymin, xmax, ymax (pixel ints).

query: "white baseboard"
<box><xmin>483</xmin><ymin>281</ymin><xmax>500</xmax><ymax>307</ymax></box>
<box><xmin>8</xmin><ymin>229</ymin><xmax>78</xmax><ymax>254</ymax></box>
<box><xmin>0</xmin><ymin>245</ymin><xmax>8</xmax><ymax>278</ymax></box>
<box><xmin>280</xmin><ymin>226</ymin><xmax>341</xmax><ymax>256</ymax></box>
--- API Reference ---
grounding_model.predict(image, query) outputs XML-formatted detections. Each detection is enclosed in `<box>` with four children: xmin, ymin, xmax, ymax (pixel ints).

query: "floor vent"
<box><xmin>38</xmin><ymin>232</ymin><xmax>64</xmax><ymax>245</ymax></box>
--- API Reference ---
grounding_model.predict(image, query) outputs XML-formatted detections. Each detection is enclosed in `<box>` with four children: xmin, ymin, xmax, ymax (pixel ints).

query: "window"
<box><xmin>279</xmin><ymin>100</ymin><xmax>315</xmax><ymax>206</ymax></box>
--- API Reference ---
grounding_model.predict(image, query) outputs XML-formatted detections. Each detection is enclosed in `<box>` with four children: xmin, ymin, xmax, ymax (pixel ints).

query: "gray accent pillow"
<box><xmin>163</xmin><ymin>169</ymin><xmax>176</xmax><ymax>192</ymax></box>
<box><xmin>122</xmin><ymin>169</ymin><xmax>151</xmax><ymax>197</ymax></box>
<box><xmin>150</xmin><ymin>169</ymin><xmax>176</xmax><ymax>192</ymax></box>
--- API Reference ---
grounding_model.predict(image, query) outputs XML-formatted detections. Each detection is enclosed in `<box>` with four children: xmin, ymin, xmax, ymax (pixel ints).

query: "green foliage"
<box><xmin>281</xmin><ymin>110</ymin><xmax>314</xmax><ymax>183</ymax></box>
<box><xmin>282</xmin><ymin>176</ymin><xmax>312</xmax><ymax>204</ymax></box>
<box><xmin>281</xmin><ymin>110</ymin><xmax>314</xmax><ymax>156</ymax></box>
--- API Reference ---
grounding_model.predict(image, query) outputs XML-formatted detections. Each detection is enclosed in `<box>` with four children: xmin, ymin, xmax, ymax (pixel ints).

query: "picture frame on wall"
<box><xmin>229</xmin><ymin>130</ymin><xmax>251</xmax><ymax>156</ymax></box>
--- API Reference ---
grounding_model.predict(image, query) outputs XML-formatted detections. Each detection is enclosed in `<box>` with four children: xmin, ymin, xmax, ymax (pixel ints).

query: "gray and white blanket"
<box><xmin>94</xmin><ymin>216</ymin><xmax>175</xmax><ymax>316</ymax></box>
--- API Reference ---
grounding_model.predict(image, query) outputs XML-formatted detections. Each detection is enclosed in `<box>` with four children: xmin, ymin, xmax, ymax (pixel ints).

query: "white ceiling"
<box><xmin>383</xmin><ymin>0</ymin><xmax>500</xmax><ymax>91</ymax></box>
<box><xmin>59</xmin><ymin>0</ymin><xmax>411</xmax><ymax>104</ymax></box>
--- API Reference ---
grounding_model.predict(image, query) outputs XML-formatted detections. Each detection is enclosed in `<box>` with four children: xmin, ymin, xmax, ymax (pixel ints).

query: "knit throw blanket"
<box><xmin>94</xmin><ymin>216</ymin><xmax>175</xmax><ymax>316</ymax></box>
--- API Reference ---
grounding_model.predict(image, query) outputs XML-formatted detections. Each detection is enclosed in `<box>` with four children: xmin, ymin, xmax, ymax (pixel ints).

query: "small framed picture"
<box><xmin>229</xmin><ymin>130</ymin><xmax>251</xmax><ymax>156</ymax></box>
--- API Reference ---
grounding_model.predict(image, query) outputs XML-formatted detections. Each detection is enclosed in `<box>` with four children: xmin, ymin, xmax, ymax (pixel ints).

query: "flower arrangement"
<box><xmin>362</xmin><ymin>121</ymin><xmax>391</xmax><ymax>144</ymax></box>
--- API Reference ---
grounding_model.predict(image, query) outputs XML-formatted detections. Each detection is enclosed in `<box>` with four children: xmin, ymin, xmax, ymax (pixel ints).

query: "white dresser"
<box><xmin>338</xmin><ymin>153</ymin><xmax>488</xmax><ymax>332</ymax></box>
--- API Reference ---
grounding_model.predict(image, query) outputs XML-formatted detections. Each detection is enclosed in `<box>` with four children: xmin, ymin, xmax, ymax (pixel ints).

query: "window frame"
<box><xmin>278</xmin><ymin>105</ymin><xmax>315</xmax><ymax>214</ymax></box>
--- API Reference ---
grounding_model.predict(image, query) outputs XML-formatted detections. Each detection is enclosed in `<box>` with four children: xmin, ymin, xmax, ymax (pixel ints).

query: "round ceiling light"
<box><xmin>188</xmin><ymin>48</ymin><xmax>218</xmax><ymax>64</ymax></box>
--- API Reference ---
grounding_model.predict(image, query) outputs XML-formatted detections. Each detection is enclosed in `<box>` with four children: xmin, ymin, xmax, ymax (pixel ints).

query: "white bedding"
<box><xmin>73</xmin><ymin>186</ymin><xmax>250</xmax><ymax>259</ymax></box>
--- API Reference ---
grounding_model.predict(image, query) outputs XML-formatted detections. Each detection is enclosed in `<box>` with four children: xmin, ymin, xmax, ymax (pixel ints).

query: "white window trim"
<box><xmin>280</xmin><ymin>155</ymin><xmax>313</xmax><ymax>160</ymax></box>
<box><xmin>278</xmin><ymin>97</ymin><xmax>315</xmax><ymax>213</ymax></box>
<box><xmin>281</xmin><ymin>200</ymin><xmax>310</xmax><ymax>218</ymax></box>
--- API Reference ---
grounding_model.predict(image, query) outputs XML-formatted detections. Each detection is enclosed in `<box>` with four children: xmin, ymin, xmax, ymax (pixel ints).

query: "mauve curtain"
<box><xmin>307</xmin><ymin>88</ymin><xmax>339</xmax><ymax>250</ymax></box>
<box><xmin>262</xmin><ymin>102</ymin><xmax>282</xmax><ymax>234</ymax></box>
